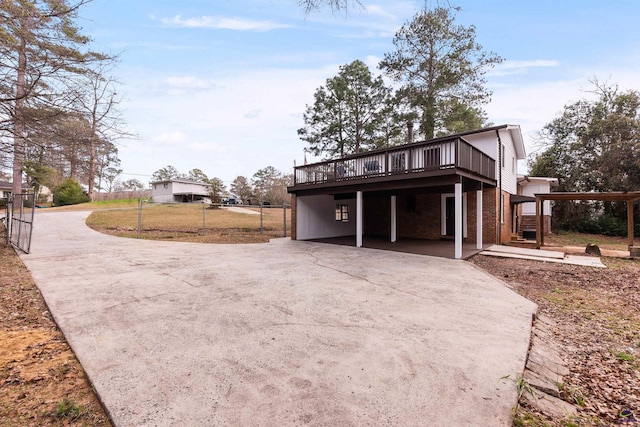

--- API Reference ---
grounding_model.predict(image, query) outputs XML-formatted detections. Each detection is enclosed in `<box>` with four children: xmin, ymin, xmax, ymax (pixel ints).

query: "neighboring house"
<box><xmin>517</xmin><ymin>175</ymin><xmax>559</xmax><ymax>237</ymax></box>
<box><xmin>150</xmin><ymin>179</ymin><xmax>211</xmax><ymax>203</ymax></box>
<box><xmin>287</xmin><ymin>124</ymin><xmax>542</xmax><ymax>259</ymax></box>
<box><xmin>0</xmin><ymin>181</ymin><xmax>31</xmax><ymax>199</ymax></box>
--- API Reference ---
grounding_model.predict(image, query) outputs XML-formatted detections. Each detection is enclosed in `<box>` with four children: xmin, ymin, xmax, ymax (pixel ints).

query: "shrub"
<box><xmin>52</xmin><ymin>179</ymin><xmax>89</xmax><ymax>206</ymax></box>
<box><xmin>568</xmin><ymin>214</ymin><xmax>635</xmax><ymax>237</ymax></box>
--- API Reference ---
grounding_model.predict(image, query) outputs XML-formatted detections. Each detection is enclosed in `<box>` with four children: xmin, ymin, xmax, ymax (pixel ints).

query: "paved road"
<box><xmin>20</xmin><ymin>211</ymin><xmax>537</xmax><ymax>426</ymax></box>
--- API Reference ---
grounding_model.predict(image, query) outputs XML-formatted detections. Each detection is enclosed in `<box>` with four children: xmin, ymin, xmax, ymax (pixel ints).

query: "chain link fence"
<box><xmin>87</xmin><ymin>201</ymin><xmax>291</xmax><ymax>244</ymax></box>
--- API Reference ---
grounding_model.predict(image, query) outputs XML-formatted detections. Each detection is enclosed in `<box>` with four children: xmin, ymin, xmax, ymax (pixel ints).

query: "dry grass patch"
<box><xmin>545</xmin><ymin>231</ymin><xmax>632</xmax><ymax>251</ymax></box>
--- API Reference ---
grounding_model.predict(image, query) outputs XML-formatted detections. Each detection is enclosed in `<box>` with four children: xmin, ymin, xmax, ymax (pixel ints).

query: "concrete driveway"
<box><xmin>20</xmin><ymin>211</ymin><xmax>537</xmax><ymax>426</ymax></box>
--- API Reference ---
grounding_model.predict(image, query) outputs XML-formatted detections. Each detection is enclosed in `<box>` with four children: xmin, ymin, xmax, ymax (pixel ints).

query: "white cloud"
<box><xmin>153</xmin><ymin>132</ymin><xmax>187</xmax><ymax>144</ymax></box>
<box><xmin>161</xmin><ymin>15</ymin><xmax>290</xmax><ymax>31</ymax></box>
<box><xmin>188</xmin><ymin>142</ymin><xmax>225</xmax><ymax>152</ymax></box>
<box><xmin>118</xmin><ymin>65</ymin><xmax>335</xmax><ymax>180</ymax></box>
<box><xmin>365</xmin><ymin>5</ymin><xmax>397</xmax><ymax>20</ymax></box>
<box><xmin>165</xmin><ymin>76</ymin><xmax>213</xmax><ymax>90</ymax></box>
<box><xmin>489</xmin><ymin>60</ymin><xmax>560</xmax><ymax>76</ymax></box>
<box><xmin>363</xmin><ymin>55</ymin><xmax>382</xmax><ymax>71</ymax></box>
<box><xmin>244</xmin><ymin>109</ymin><xmax>261</xmax><ymax>119</ymax></box>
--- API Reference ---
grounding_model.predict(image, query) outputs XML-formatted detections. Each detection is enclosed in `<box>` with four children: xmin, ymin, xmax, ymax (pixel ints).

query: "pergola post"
<box><xmin>535</xmin><ymin>196</ymin><xmax>542</xmax><ymax>249</ymax></box>
<box><xmin>628</xmin><ymin>200</ymin><xmax>635</xmax><ymax>248</ymax></box>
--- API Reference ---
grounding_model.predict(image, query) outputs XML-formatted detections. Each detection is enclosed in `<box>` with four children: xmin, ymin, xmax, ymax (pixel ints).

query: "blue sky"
<box><xmin>79</xmin><ymin>0</ymin><xmax>640</xmax><ymax>185</ymax></box>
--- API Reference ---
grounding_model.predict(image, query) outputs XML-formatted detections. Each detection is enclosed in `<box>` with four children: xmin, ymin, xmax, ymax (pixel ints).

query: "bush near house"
<box><xmin>555</xmin><ymin>213</ymin><xmax>640</xmax><ymax>237</ymax></box>
<box><xmin>53</xmin><ymin>178</ymin><xmax>90</xmax><ymax>206</ymax></box>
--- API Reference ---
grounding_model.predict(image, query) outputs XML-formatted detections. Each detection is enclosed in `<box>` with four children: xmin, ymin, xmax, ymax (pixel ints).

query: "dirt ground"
<box><xmin>0</xmin><ymin>242</ymin><xmax>112</xmax><ymax>426</ymax></box>
<box><xmin>471</xmin><ymin>255</ymin><xmax>640</xmax><ymax>426</ymax></box>
<box><xmin>2</xmin><ymin>222</ymin><xmax>639</xmax><ymax>426</ymax></box>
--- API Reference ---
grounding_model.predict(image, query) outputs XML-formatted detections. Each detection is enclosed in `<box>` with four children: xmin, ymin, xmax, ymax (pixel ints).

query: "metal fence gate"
<box><xmin>5</xmin><ymin>193</ymin><xmax>36</xmax><ymax>254</ymax></box>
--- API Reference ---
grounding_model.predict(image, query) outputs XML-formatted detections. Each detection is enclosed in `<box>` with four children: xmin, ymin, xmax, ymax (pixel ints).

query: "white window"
<box><xmin>335</xmin><ymin>204</ymin><xmax>349</xmax><ymax>222</ymax></box>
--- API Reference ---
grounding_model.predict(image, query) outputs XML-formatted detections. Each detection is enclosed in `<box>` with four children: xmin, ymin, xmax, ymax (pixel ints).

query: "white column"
<box><xmin>356</xmin><ymin>191</ymin><xmax>363</xmax><ymax>248</ymax></box>
<box><xmin>476</xmin><ymin>189</ymin><xmax>483</xmax><ymax>250</ymax></box>
<box><xmin>390</xmin><ymin>195</ymin><xmax>397</xmax><ymax>243</ymax></box>
<box><xmin>455</xmin><ymin>183</ymin><xmax>463</xmax><ymax>259</ymax></box>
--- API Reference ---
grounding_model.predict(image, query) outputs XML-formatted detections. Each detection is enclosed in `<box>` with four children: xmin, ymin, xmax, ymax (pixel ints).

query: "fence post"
<box><xmin>260</xmin><ymin>204</ymin><xmax>263</xmax><ymax>233</ymax></box>
<box><xmin>283</xmin><ymin>204</ymin><xmax>287</xmax><ymax>237</ymax></box>
<box><xmin>5</xmin><ymin>195</ymin><xmax>12</xmax><ymax>245</ymax></box>
<box><xmin>202</xmin><ymin>203</ymin><xmax>206</xmax><ymax>235</ymax></box>
<box><xmin>137</xmin><ymin>198</ymin><xmax>142</xmax><ymax>239</ymax></box>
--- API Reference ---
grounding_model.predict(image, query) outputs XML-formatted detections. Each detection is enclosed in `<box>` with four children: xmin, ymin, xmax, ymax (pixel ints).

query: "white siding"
<box><xmin>297</xmin><ymin>195</ymin><xmax>356</xmax><ymax>240</ymax></box>
<box><xmin>172</xmin><ymin>181</ymin><xmax>209</xmax><ymax>196</ymax></box>
<box><xmin>464</xmin><ymin>133</ymin><xmax>497</xmax><ymax>160</ymax></box>
<box><xmin>498</xmin><ymin>129</ymin><xmax>519</xmax><ymax>195</ymax></box>
<box><xmin>151</xmin><ymin>180</ymin><xmax>210</xmax><ymax>202</ymax></box>
<box><xmin>520</xmin><ymin>180</ymin><xmax>553</xmax><ymax>215</ymax></box>
<box><xmin>464</xmin><ymin>129</ymin><xmax>521</xmax><ymax>195</ymax></box>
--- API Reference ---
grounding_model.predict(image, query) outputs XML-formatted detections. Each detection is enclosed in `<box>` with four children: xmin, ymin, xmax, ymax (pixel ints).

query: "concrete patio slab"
<box><xmin>480</xmin><ymin>248</ymin><xmax>607</xmax><ymax>268</ymax></box>
<box><xmin>19</xmin><ymin>211</ymin><xmax>538</xmax><ymax>426</ymax></box>
<box><xmin>484</xmin><ymin>245</ymin><xmax>565</xmax><ymax>259</ymax></box>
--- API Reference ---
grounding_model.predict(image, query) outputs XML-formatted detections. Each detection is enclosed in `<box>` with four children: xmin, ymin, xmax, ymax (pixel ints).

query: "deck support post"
<box><xmin>455</xmin><ymin>183</ymin><xmax>463</xmax><ymax>259</ymax></box>
<box><xmin>390</xmin><ymin>195</ymin><xmax>397</xmax><ymax>243</ymax></box>
<box><xmin>476</xmin><ymin>189</ymin><xmax>483</xmax><ymax>250</ymax></box>
<box><xmin>356</xmin><ymin>191</ymin><xmax>363</xmax><ymax>248</ymax></box>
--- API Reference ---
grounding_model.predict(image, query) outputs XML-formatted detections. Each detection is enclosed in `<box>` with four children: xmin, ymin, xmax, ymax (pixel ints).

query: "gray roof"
<box><xmin>0</xmin><ymin>180</ymin><xmax>30</xmax><ymax>190</ymax></box>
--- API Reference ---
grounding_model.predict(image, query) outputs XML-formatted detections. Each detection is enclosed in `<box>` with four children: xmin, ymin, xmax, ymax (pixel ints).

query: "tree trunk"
<box><xmin>421</xmin><ymin>96</ymin><xmax>436</xmax><ymax>140</ymax></box>
<box><xmin>12</xmin><ymin>38</ymin><xmax>27</xmax><ymax>197</ymax></box>
<box><xmin>88</xmin><ymin>134</ymin><xmax>97</xmax><ymax>201</ymax></box>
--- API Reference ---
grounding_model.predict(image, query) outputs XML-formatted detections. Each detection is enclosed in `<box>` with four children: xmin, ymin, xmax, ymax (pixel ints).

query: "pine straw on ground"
<box><xmin>470</xmin><ymin>255</ymin><xmax>640</xmax><ymax>426</ymax></box>
<box><xmin>0</xmin><ymin>243</ymin><xmax>112</xmax><ymax>427</ymax></box>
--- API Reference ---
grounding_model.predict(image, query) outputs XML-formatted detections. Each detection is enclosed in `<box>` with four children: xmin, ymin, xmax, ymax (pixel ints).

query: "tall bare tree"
<box><xmin>72</xmin><ymin>61</ymin><xmax>128</xmax><ymax>200</ymax></box>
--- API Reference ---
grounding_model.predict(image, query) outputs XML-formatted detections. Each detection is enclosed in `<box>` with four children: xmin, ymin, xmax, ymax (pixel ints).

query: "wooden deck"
<box><xmin>291</xmin><ymin>136</ymin><xmax>496</xmax><ymax>193</ymax></box>
<box><xmin>307</xmin><ymin>236</ymin><xmax>490</xmax><ymax>260</ymax></box>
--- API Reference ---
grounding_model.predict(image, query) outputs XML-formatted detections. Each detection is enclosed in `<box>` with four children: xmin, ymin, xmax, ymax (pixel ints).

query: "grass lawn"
<box><xmin>84</xmin><ymin>202</ymin><xmax>291</xmax><ymax>243</ymax></box>
<box><xmin>545</xmin><ymin>230</ymin><xmax>634</xmax><ymax>251</ymax></box>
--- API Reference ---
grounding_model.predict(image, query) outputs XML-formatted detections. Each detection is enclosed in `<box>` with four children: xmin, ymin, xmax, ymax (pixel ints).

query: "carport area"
<box><xmin>20</xmin><ymin>211</ymin><xmax>537</xmax><ymax>426</ymax></box>
<box><xmin>310</xmin><ymin>235</ymin><xmax>490</xmax><ymax>259</ymax></box>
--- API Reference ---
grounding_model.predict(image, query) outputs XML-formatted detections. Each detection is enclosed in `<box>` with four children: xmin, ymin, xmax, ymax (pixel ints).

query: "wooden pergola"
<box><xmin>535</xmin><ymin>192</ymin><xmax>640</xmax><ymax>249</ymax></box>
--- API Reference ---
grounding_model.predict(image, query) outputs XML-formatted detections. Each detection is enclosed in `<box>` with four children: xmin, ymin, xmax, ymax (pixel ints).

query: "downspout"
<box><xmin>496</xmin><ymin>130</ymin><xmax>503</xmax><ymax>244</ymax></box>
